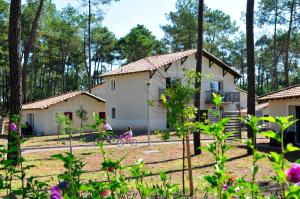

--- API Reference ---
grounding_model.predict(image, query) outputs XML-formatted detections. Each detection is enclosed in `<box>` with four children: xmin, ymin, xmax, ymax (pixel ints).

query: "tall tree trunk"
<box><xmin>182</xmin><ymin>137</ymin><xmax>185</xmax><ymax>196</ymax></box>
<box><xmin>193</xmin><ymin>0</ymin><xmax>204</xmax><ymax>155</ymax></box>
<box><xmin>88</xmin><ymin>0</ymin><xmax>92</xmax><ymax>92</ymax></box>
<box><xmin>22</xmin><ymin>0</ymin><xmax>44</xmax><ymax>103</ymax></box>
<box><xmin>240</xmin><ymin>53</ymin><xmax>245</xmax><ymax>89</ymax></box>
<box><xmin>83</xmin><ymin>32</ymin><xmax>90</xmax><ymax>86</ymax></box>
<box><xmin>8</xmin><ymin>0</ymin><xmax>22</xmax><ymax>165</ymax></box>
<box><xmin>283</xmin><ymin>0</ymin><xmax>295</xmax><ymax>87</ymax></box>
<box><xmin>246</xmin><ymin>0</ymin><xmax>255</xmax><ymax>155</ymax></box>
<box><xmin>272</xmin><ymin>0</ymin><xmax>279</xmax><ymax>91</ymax></box>
<box><xmin>28</xmin><ymin>45</ymin><xmax>36</xmax><ymax>102</ymax></box>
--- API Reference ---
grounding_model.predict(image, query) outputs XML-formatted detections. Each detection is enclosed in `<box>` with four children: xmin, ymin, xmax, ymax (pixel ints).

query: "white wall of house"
<box><xmin>267</xmin><ymin>98</ymin><xmax>300</xmax><ymax>132</ymax></box>
<box><xmin>105</xmin><ymin>72</ymin><xmax>149</xmax><ymax>131</ymax></box>
<box><xmin>237</xmin><ymin>89</ymin><xmax>248</xmax><ymax>109</ymax></box>
<box><xmin>91</xmin><ymin>83</ymin><xmax>106</xmax><ymax>99</ymax></box>
<box><xmin>22</xmin><ymin>94</ymin><xmax>105</xmax><ymax>135</ymax></box>
<box><xmin>104</xmin><ymin>53</ymin><xmax>239</xmax><ymax>132</ymax></box>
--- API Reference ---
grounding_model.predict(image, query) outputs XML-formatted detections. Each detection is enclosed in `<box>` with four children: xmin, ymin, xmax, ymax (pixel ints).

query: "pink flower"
<box><xmin>50</xmin><ymin>186</ymin><xmax>62</xmax><ymax>199</ymax></box>
<box><xmin>101</xmin><ymin>189</ymin><xmax>111</xmax><ymax>197</ymax></box>
<box><xmin>286</xmin><ymin>163</ymin><xmax>300</xmax><ymax>183</ymax></box>
<box><xmin>9</xmin><ymin>123</ymin><xmax>17</xmax><ymax>132</ymax></box>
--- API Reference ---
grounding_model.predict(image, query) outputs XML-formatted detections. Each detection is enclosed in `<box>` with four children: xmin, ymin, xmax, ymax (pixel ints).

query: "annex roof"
<box><xmin>101</xmin><ymin>49</ymin><xmax>241</xmax><ymax>78</ymax></box>
<box><xmin>22</xmin><ymin>91</ymin><xmax>105</xmax><ymax>110</ymax></box>
<box><xmin>241</xmin><ymin>102</ymin><xmax>269</xmax><ymax>114</ymax></box>
<box><xmin>258</xmin><ymin>84</ymin><xmax>300</xmax><ymax>101</ymax></box>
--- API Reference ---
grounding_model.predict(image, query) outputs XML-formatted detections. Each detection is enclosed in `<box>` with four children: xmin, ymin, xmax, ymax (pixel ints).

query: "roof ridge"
<box><xmin>23</xmin><ymin>90</ymin><xmax>82</xmax><ymax>106</ymax></box>
<box><xmin>100</xmin><ymin>48</ymin><xmax>240</xmax><ymax>78</ymax></box>
<box><xmin>258</xmin><ymin>84</ymin><xmax>300</xmax><ymax>99</ymax></box>
<box><xmin>145</xmin><ymin>49</ymin><xmax>197</xmax><ymax>59</ymax></box>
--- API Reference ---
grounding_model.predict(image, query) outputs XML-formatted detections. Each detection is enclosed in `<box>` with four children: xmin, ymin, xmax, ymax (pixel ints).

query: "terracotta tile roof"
<box><xmin>22</xmin><ymin>91</ymin><xmax>105</xmax><ymax>110</ymax></box>
<box><xmin>258</xmin><ymin>84</ymin><xmax>300</xmax><ymax>101</ymax></box>
<box><xmin>101</xmin><ymin>49</ymin><xmax>241</xmax><ymax>78</ymax></box>
<box><xmin>241</xmin><ymin>102</ymin><xmax>269</xmax><ymax>114</ymax></box>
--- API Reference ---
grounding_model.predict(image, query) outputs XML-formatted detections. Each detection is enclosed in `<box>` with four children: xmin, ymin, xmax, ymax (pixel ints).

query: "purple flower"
<box><xmin>50</xmin><ymin>186</ymin><xmax>62</xmax><ymax>199</ymax></box>
<box><xmin>9</xmin><ymin>123</ymin><xmax>17</xmax><ymax>132</ymax></box>
<box><xmin>286</xmin><ymin>163</ymin><xmax>300</xmax><ymax>183</ymax></box>
<box><xmin>223</xmin><ymin>184</ymin><xmax>229</xmax><ymax>191</ymax></box>
<box><xmin>58</xmin><ymin>181</ymin><xmax>68</xmax><ymax>190</ymax></box>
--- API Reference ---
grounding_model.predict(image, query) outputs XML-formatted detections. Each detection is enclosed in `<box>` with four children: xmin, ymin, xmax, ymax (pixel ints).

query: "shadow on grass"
<box><xmin>26</xmin><ymin>152</ymin><xmax>251</xmax><ymax>180</ymax></box>
<box><xmin>43</xmin><ymin>132</ymin><xmax>99</xmax><ymax>143</ymax></box>
<box><xmin>236</xmin><ymin>143</ymin><xmax>300</xmax><ymax>162</ymax></box>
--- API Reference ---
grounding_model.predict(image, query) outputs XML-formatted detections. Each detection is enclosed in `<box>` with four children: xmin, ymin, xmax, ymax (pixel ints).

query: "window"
<box><xmin>166</xmin><ymin>78</ymin><xmax>171</xmax><ymax>88</ymax></box>
<box><xmin>26</xmin><ymin>113</ymin><xmax>34</xmax><ymax>127</ymax></box>
<box><xmin>210</xmin><ymin>81</ymin><xmax>223</xmax><ymax>93</ymax></box>
<box><xmin>64</xmin><ymin>112</ymin><xmax>73</xmax><ymax>120</ymax></box>
<box><xmin>99</xmin><ymin>112</ymin><xmax>106</xmax><ymax>119</ymax></box>
<box><xmin>111</xmin><ymin>108</ymin><xmax>116</xmax><ymax>119</ymax></box>
<box><xmin>111</xmin><ymin>80</ymin><xmax>116</xmax><ymax>91</ymax></box>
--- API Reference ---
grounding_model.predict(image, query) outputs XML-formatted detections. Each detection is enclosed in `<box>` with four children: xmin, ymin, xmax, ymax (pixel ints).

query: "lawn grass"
<box><xmin>0</xmin><ymin>130</ymin><xmax>268</xmax><ymax>149</ymax></box>
<box><xmin>18</xmin><ymin>141</ymin><xmax>288</xmax><ymax>195</ymax></box>
<box><xmin>0</xmin><ymin>132</ymin><xmax>288</xmax><ymax>197</ymax></box>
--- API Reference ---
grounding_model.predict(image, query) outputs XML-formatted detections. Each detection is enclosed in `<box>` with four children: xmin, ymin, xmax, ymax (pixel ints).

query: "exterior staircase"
<box><xmin>222</xmin><ymin>111</ymin><xmax>242</xmax><ymax>140</ymax></box>
<box><xmin>208</xmin><ymin>111</ymin><xmax>242</xmax><ymax>141</ymax></box>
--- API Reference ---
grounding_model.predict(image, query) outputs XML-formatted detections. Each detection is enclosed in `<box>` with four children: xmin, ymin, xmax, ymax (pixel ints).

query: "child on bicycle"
<box><xmin>122</xmin><ymin>127</ymin><xmax>133</xmax><ymax>140</ymax></box>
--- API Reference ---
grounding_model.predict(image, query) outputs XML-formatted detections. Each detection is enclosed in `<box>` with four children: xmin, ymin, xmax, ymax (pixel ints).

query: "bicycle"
<box><xmin>94</xmin><ymin>133</ymin><xmax>117</xmax><ymax>144</ymax></box>
<box><xmin>116</xmin><ymin>135</ymin><xmax>137</xmax><ymax>147</ymax></box>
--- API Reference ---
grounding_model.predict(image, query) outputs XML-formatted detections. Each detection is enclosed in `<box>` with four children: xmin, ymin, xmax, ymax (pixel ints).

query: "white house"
<box><xmin>100</xmin><ymin>49</ymin><xmax>242</xmax><ymax>132</ymax></box>
<box><xmin>258</xmin><ymin>84</ymin><xmax>300</xmax><ymax>144</ymax></box>
<box><xmin>22</xmin><ymin>91</ymin><xmax>105</xmax><ymax>135</ymax></box>
<box><xmin>91</xmin><ymin>82</ymin><xmax>106</xmax><ymax>100</ymax></box>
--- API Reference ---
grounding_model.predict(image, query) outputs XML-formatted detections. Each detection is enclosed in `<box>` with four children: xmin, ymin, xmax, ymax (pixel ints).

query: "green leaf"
<box><xmin>260</xmin><ymin>116</ymin><xmax>276</xmax><ymax>123</ymax></box>
<box><xmin>252</xmin><ymin>165</ymin><xmax>259</xmax><ymax>176</ymax></box>
<box><xmin>261</xmin><ymin>130</ymin><xmax>280</xmax><ymax>142</ymax></box>
<box><xmin>159</xmin><ymin>172</ymin><xmax>167</xmax><ymax>181</ymax></box>
<box><xmin>204</xmin><ymin>175</ymin><xmax>218</xmax><ymax>187</ymax></box>
<box><xmin>254</xmin><ymin>152</ymin><xmax>265</xmax><ymax>161</ymax></box>
<box><xmin>268</xmin><ymin>152</ymin><xmax>281</xmax><ymax>163</ymax></box>
<box><xmin>286</xmin><ymin>143</ymin><xmax>300</xmax><ymax>153</ymax></box>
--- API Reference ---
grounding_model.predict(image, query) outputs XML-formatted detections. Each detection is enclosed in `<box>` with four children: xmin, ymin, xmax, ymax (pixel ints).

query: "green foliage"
<box><xmin>52</xmin><ymin>153</ymin><xmax>85</xmax><ymax>197</ymax></box>
<box><xmin>117</xmin><ymin>25</ymin><xmax>166</xmax><ymax>63</ymax></box>
<box><xmin>55</xmin><ymin>113</ymin><xmax>71</xmax><ymax>135</ymax></box>
<box><xmin>162</xmin><ymin>0</ymin><xmax>238</xmax><ymax>61</ymax></box>
<box><xmin>76</xmin><ymin>106</ymin><xmax>88</xmax><ymax>128</ymax></box>
<box><xmin>160</xmin><ymin>69</ymin><xmax>201</xmax><ymax>138</ymax></box>
<box><xmin>197</xmin><ymin>94</ymin><xmax>234</xmax><ymax>199</ymax></box>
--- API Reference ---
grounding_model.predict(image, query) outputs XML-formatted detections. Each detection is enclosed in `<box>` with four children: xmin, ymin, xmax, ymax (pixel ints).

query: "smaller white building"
<box><xmin>22</xmin><ymin>91</ymin><xmax>105</xmax><ymax>135</ymax></box>
<box><xmin>258</xmin><ymin>84</ymin><xmax>300</xmax><ymax>144</ymax></box>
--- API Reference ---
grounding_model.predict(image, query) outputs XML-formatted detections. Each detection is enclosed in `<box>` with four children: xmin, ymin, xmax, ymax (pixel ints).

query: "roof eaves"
<box><xmin>202</xmin><ymin>50</ymin><xmax>241</xmax><ymax>78</ymax></box>
<box><xmin>258</xmin><ymin>84</ymin><xmax>300</xmax><ymax>101</ymax></box>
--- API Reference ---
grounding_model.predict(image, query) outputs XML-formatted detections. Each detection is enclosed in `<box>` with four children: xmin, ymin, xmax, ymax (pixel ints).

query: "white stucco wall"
<box><xmin>267</xmin><ymin>98</ymin><xmax>300</xmax><ymax>132</ymax></box>
<box><xmin>104</xmin><ymin>53</ymin><xmax>239</xmax><ymax>132</ymax></box>
<box><xmin>91</xmin><ymin>83</ymin><xmax>106</xmax><ymax>99</ymax></box>
<box><xmin>105</xmin><ymin>72</ymin><xmax>149</xmax><ymax>131</ymax></box>
<box><xmin>21</xmin><ymin>94</ymin><xmax>105</xmax><ymax>135</ymax></box>
<box><xmin>237</xmin><ymin>89</ymin><xmax>248</xmax><ymax>109</ymax></box>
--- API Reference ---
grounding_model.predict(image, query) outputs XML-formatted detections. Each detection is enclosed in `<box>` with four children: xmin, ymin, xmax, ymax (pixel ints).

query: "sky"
<box><xmin>52</xmin><ymin>0</ymin><xmax>248</xmax><ymax>39</ymax></box>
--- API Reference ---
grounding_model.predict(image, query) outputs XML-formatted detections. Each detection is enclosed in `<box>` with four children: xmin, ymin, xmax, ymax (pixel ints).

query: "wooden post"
<box><xmin>186</xmin><ymin>133</ymin><xmax>194</xmax><ymax>196</ymax></box>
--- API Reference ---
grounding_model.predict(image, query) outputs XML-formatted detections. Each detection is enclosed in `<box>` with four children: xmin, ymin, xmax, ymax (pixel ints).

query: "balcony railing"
<box><xmin>205</xmin><ymin>91</ymin><xmax>240</xmax><ymax>104</ymax></box>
